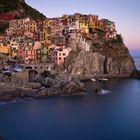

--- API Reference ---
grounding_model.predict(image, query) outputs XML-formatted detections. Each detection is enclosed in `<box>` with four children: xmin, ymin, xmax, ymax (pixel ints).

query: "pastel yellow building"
<box><xmin>43</xmin><ymin>19</ymin><xmax>49</xmax><ymax>28</ymax></box>
<box><xmin>29</xmin><ymin>21</ymin><xmax>37</xmax><ymax>32</ymax></box>
<box><xmin>0</xmin><ymin>43</ymin><xmax>10</xmax><ymax>56</ymax></box>
<box><xmin>79</xmin><ymin>20</ymin><xmax>89</xmax><ymax>34</ymax></box>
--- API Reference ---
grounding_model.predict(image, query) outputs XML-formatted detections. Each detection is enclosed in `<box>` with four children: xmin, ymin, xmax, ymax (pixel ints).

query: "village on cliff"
<box><xmin>0</xmin><ymin>12</ymin><xmax>138</xmax><ymax>99</ymax></box>
<box><xmin>0</xmin><ymin>13</ymin><xmax>117</xmax><ymax>70</ymax></box>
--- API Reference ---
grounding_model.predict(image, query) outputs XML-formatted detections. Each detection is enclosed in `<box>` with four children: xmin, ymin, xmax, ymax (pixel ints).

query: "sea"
<box><xmin>0</xmin><ymin>58</ymin><xmax>140</xmax><ymax>140</ymax></box>
<box><xmin>0</xmin><ymin>78</ymin><xmax>140</xmax><ymax>140</ymax></box>
<box><xmin>134</xmin><ymin>57</ymin><xmax>140</xmax><ymax>70</ymax></box>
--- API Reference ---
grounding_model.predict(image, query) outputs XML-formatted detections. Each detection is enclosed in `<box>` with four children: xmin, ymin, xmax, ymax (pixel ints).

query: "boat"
<box><xmin>97</xmin><ymin>78</ymin><xmax>108</xmax><ymax>81</ymax></box>
<box><xmin>91</xmin><ymin>78</ymin><xmax>96</xmax><ymax>82</ymax></box>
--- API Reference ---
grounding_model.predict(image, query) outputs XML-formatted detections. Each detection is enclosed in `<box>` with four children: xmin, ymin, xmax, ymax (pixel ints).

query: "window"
<box><xmin>25</xmin><ymin>66</ymin><xmax>32</xmax><ymax>69</ymax></box>
<box><xmin>59</xmin><ymin>57</ymin><xmax>61</xmax><ymax>60</ymax></box>
<box><xmin>63</xmin><ymin>53</ymin><xmax>65</xmax><ymax>56</ymax></box>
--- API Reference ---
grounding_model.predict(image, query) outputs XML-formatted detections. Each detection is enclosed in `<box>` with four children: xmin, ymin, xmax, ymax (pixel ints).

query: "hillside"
<box><xmin>0</xmin><ymin>0</ymin><xmax>46</xmax><ymax>20</ymax></box>
<box><xmin>0</xmin><ymin>0</ymin><xmax>46</xmax><ymax>33</ymax></box>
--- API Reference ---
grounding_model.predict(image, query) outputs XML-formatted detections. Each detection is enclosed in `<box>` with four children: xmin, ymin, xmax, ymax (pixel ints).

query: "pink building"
<box><xmin>55</xmin><ymin>47</ymin><xmax>71</xmax><ymax>65</ymax></box>
<box><xmin>24</xmin><ymin>31</ymin><xmax>34</xmax><ymax>39</ymax></box>
<box><xmin>18</xmin><ymin>42</ymin><xmax>36</xmax><ymax>64</ymax></box>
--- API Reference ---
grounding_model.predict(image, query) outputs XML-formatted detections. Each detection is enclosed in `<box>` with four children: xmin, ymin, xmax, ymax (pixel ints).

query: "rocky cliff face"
<box><xmin>64</xmin><ymin>42</ymin><xmax>136</xmax><ymax>78</ymax></box>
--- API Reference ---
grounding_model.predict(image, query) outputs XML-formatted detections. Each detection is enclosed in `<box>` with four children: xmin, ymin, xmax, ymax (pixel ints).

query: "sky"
<box><xmin>26</xmin><ymin>0</ymin><xmax>140</xmax><ymax>56</ymax></box>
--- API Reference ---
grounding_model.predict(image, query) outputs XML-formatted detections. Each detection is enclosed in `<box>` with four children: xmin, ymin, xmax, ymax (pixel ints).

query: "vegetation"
<box><xmin>116</xmin><ymin>34</ymin><xmax>123</xmax><ymax>43</ymax></box>
<box><xmin>89</xmin><ymin>28</ymin><xmax>96</xmax><ymax>35</ymax></box>
<box><xmin>0</xmin><ymin>0</ymin><xmax>46</xmax><ymax>33</ymax></box>
<box><xmin>0</xmin><ymin>0</ymin><xmax>46</xmax><ymax>20</ymax></box>
<box><xmin>0</xmin><ymin>0</ymin><xmax>19</xmax><ymax>13</ymax></box>
<box><xmin>0</xmin><ymin>22</ymin><xmax>9</xmax><ymax>34</ymax></box>
<box><xmin>92</xmin><ymin>41</ymin><xmax>101</xmax><ymax>48</ymax></box>
<box><xmin>95</xmin><ymin>28</ymin><xmax>105</xmax><ymax>38</ymax></box>
<box><xmin>105</xmin><ymin>34</ymin><xmax>123</xmax><ymax>47</ymax></box>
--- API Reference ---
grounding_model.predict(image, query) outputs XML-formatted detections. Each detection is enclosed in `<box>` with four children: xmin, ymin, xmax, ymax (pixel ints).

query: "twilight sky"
<box><xmin>26</xmin><ymin>0</ymin><xmax>140</xmax><ymax>56</ymax></box>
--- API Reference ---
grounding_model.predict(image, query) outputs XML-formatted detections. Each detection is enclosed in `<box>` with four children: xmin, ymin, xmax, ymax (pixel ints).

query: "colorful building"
<box><xmin>29</xmin><ymin>21</ymin><xmax>37</xmax><ymax>32</ymax></box>
<box><xmin>88</xmin><ymin>15</ymin><xmax>99</xmax><ymax>29</ymax></box>
<box><xmin>36</xmin><ymin>46</ymin><xmax>48</xmax><ymax>63</ymax></box>
<box><xmin>79</xmin><ymin>20</ymin><xmax>89</xmax><ymax>34</ymax></box>
<box><xmin>10</xmin><ymin>40</ymin><xmax>19</xmax><ymax>58</ymax></box>
<box><xmin>18</xmin><ymin>42</ymin><xmax>36</xmax><ymax>64</ymax></box>
<box><xmin>0</xmin><ymin>43</ymin><xmax>10</xmax><ymax>56</ymax></box>
<box><xmin>55</xmin><ymin>47</ymin><xmax>71</xmax><ymax>65</ymax></box>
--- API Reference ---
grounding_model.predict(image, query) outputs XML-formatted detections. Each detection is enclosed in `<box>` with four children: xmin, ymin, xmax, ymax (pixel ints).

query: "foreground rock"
<box><xmin>0</xmin><ymin>75</ymin><xmax>86</xmax><ymax>100</ymax></box>
<box><xmin>33</xmin><ymin>75</ymin><xmax>86</xmax><ymax>98</ymax></box>
<box><xmin>0</xmin><ymin>83</ymin><xmax>32</xmax><ymax>101</ymax></box>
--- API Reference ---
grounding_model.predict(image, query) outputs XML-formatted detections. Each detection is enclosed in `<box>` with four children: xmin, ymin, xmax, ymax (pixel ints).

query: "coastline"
<box><xmin>0</xmin><ymin>74</ymin><xmax>86</xmax><ymax>101</ymax></box>
<box><xmin>0</xmin><ymin>73</ymin><xmax>139</xmax><ymax>102</ymax></box>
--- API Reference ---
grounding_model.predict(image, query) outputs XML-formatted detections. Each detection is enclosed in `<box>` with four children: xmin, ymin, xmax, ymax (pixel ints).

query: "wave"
<box><xmin>0</xmin><ymin>98</ymin><xmax>34</xmax><ymax>106</ymax></box>
<box><xmin>96</xmin><ymin>89</ymin><xmax>110</xmax><ymax>95</ymax></box>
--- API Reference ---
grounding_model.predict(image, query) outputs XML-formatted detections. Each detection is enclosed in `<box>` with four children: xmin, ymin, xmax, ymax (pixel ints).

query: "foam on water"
<box><xmin>97</xmin><ymin>89</ymin><xmax>110</xmax><ymax>95</ymax></box>
<box><xmin>0</xmin><ymin>98</ymin><xmax>34</xmax><ymax>106</ymax></box>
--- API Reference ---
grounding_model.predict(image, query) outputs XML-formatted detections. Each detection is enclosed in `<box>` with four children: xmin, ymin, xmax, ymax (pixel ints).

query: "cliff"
<box><xmin>64</xmin><ymin>36</ymin><xmax>136</xmax><ymax>78</ymax></box>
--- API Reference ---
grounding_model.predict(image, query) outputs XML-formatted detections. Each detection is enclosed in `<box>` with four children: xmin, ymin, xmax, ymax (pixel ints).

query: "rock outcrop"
<box><xmin>0</xmin><ymin>74</ymin><xmax>86</xmax><ymax>100</ymax></box>
<box><xmin>64</xmin><ymin>50</ymin><xmax>105</xmax><ymax>76</ymax></box>
<box><xmin>0</xmin><ymin>82</ymin><xmax>32</xmax><ymax>100</ymax></box>
<box><xmin>64</xmin><ymin>43</ymin><xmax>136</xmax><ymax>78</ymax></box>
<box><xmin>34</xmin><ymin>75</ymin><xmax>86</xmax><ymax>98</ymax></box>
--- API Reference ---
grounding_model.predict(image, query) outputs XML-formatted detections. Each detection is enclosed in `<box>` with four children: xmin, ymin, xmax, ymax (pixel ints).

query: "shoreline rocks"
<box><xmin>0</xmin><ymin>75</ymin><xmax>86</xmax><ymax>101</ymax></box>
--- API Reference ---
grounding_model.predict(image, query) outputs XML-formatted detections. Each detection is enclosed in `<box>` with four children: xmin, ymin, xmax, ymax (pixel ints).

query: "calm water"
<box><xmin>134</xmin><ymin>57</ymin><xmax>140</xmax><ymax>70</ymax></box>
<box><xmin>0</xmin><ymin>78</ymin><xmax>140</xmax><ymax>140</ymax></box>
